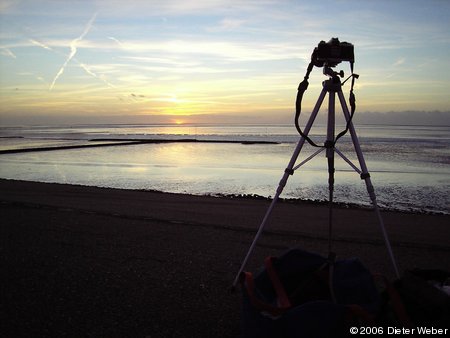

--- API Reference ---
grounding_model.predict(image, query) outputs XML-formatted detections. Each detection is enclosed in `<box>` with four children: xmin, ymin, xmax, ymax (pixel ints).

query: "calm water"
<box><xmin>0</xmin><ymin>124</ymin><xmax>449</xmax><ymax>214</ymax></box>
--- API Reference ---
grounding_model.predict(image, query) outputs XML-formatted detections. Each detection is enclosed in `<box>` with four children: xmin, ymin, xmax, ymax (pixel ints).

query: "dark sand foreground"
<box><xmin>1</xmin><ymin>179</ymin><xmax>449</xmax><ymax>337</ymax></box>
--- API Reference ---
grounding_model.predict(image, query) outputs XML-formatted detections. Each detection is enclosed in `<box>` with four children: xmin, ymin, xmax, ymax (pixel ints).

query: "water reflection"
<box><xmin>0</xmin><ymin>140</ymin><xmax>448</xmax><ymax>213</ymax></box>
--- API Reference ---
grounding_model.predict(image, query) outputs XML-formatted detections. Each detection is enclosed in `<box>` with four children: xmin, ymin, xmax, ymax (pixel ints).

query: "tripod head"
<box><xmin>323</xmin><ymin>64</ymin><xmax>359</xmax><ymax>87</ymax></box>
<box><xmin>323</xmin><ymin>65</ymin><xmax>344</xmax><ymax>79</ymax></box>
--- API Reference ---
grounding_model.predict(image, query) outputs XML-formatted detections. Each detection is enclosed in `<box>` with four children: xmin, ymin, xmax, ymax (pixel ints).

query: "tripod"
<box><xmin>232</xmin><ymin>66</ymin><xmax>400</xmax><ymax>288</ymax></box>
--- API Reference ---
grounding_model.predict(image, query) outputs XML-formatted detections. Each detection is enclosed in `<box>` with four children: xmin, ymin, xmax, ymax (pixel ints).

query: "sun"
<box><xmin>173</xmin><ymin>119</ymin><xmax>184</xmax><ymax>125</ymax></box>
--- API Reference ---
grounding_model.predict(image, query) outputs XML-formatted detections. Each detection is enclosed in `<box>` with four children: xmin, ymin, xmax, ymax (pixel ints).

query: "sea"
<box><xmin>0</xmin><ymin>123</ymin><xmax>449</xmax><ymax>214</ymax></box>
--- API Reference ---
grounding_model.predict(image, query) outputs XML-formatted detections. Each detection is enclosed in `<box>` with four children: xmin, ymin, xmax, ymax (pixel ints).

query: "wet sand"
<box><xmin>1</xmin><ymin>179</ymin><xmax>449</xmax><ymax>337</ymax></box>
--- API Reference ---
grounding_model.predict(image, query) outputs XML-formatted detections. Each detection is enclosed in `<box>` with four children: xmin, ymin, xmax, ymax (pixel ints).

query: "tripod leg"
<box><xmin>231</xmin><ymin>88</ymin><xmax>328</xmax><ymax>289</ymax></box>
<box><xmin>337</xmin><ymin>91</ymin><xmax>400</xmax><ymax>278</ymax></box>
<box><xmin>326</xmin><ymin>91</ymin><xmax>336</xmax><ymax>255</ymax></box>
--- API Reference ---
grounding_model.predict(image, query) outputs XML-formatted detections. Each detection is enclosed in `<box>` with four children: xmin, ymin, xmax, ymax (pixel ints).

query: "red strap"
<box><xmin>264</xmin><ymin>256</ymin><xmax>292</xmax><ymax>309</ymax></box>
<box><xmin>345</xmin><ymin>304</ymin><xmax>375</xmax><ymax>324</ymax></box>
<box><xmin>241</xmin><ymin>271</ymin><xmax>289</xmax><ymax>317</ymax></box>
<box><xmin>374</xmin><ymin>274</ymin><xmax>415</xmax><ymax>329</ymax></box>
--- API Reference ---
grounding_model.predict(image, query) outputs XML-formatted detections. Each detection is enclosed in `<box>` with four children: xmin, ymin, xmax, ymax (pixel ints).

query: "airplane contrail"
<box><xmin>49</xmin><ymin>12</ymin><xmax>97</xmax><ymax>90</ymax></box>
<box><xmin>78</xmin><ymin>62</ymin><xmax>115</xmax><ymax>88</ymax></box>
<box><xmin>29</xmin><ymin>38</ymin><xmax>54</xmax><ymax>51</ymax></box>
<box><xmin>108</xmin><ymin>36</ymin><xmax>126</xmax><ymax>48</ymax></box>
<box><xmin>0</xmin><ymin>47</ymin><xmax>16</xmax><ymax>58</ymax></box>
<box><xmin>31</xmin><ymin>30</ymin><xmax>114</xmax><ymax>89</ymax></box>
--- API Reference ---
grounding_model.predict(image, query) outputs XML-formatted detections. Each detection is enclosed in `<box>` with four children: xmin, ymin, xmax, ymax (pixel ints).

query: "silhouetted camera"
<box><xmin>314</xmin><ymin>38</ymin><xmax>354</xmax><ymax>67</ymax></box>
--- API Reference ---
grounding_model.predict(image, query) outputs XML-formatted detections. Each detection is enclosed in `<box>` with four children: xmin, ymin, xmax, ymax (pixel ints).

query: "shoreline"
<box><xmin>212</xmin><ymin>192</ymin><xmax>449</xmax><ymax>216</ymax></box>
<box><xmin>1</xmin><ymin>179</ymin><xmax>449</xmax><ymax>336</ymax></box>
<box><xmin>1</xmin><ymin>177</ymin><xmax>446</xmax><ymax>216</ymax></box>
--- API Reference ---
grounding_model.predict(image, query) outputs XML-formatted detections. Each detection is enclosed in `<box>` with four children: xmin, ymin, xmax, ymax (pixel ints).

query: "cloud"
<box><xmin>393</xmin><ymin>57</ymin><xmax>405</xmax><ymax>67</ymax></box>
<box><xmin>29</xmin><ymin>38</ymin><xmax>54</xmax><ymax>51</ymax></box>
<box><xmin>94</xmin><ymin>0</ymin><xmax>278</xmax><ymax>17</ymax></box>
<box><xmin>0</xmin><ymin>0</ymin><xmax>19</xmax><ymax>13</ymax></box>
<box><xmin>209</xmin><ymin>18</ymin><xmax>246</xmax><ymax>32</ymax></box>
<box><xmin>111</xmin><ymin>39</ymin><xmax>303</xmax><ymax>62</ymax></box>
<box><xmin>50</xmin><ymin>12</ymin><xmax>98</xmax><ymax>90</ymax></box>
<box><xmin>0</xmin><ymin>47</ymin><xmax>16</xmax><ymax>58</ymax></box>
<box><xmin>107</xmin><ymin>36</ymin><xmax>125</xmax><ymax>48</ymax></box>
<box><xmin>78</xmin><ymin>62</ymin><xmax>115</xmax><ymax>88</ymax></box>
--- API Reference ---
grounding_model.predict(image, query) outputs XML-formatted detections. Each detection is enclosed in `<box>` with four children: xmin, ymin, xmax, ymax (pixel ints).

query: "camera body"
<box><xmin>314</xmin><ymin>38</ymin><xmax>354</xmax><ymax>67</ymax></box>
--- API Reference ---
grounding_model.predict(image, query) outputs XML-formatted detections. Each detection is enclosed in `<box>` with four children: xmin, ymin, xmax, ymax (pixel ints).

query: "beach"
<box><xmin>1</xmin><ymin>179</ymin><xmax>449</xmax><ymax>337</ymax></box>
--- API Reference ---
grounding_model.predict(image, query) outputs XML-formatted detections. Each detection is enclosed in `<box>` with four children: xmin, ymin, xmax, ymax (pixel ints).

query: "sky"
<box><xmin>1</xmin><ymin>0</ymin><xmax>449</xmax><ymax>125</ymax></box>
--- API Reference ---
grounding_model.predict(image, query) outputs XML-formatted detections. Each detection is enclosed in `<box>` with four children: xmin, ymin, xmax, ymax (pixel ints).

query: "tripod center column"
<box><xmin>323</xmin><ymin>76</ymin><xmax>341</xmax><ymax>155</ymax></box>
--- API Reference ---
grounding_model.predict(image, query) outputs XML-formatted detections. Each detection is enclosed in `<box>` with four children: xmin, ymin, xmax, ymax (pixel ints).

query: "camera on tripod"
<box><xmin>314</xmin><ymin>38</ymin><xmax>354</xmax><ymax>67</ymax></box>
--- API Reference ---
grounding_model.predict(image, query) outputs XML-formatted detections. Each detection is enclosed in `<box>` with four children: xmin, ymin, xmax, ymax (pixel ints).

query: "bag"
<box><xmin>240</xmin><ymin>248</ymin><xmax>380</xmax><ymax>338</ymax></box>
<box><xmin>378</xmin><ymin>269</ymin><xmax>450</xmax><ymax>329</ymax></box>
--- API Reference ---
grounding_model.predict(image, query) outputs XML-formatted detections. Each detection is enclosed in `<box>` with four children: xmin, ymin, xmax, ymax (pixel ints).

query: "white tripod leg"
<box><xmin>231</xmin><ymin>88</ymin><xmax>328</xmax><ymax>288</ymax></box>
<box><xmin>337</xmin><ymin>91</ymin><xmax>400</xmax><ymax>278</ymax></box>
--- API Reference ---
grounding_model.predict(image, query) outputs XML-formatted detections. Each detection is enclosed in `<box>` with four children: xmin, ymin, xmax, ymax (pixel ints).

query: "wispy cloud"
<box><xmin>393</xmin><ymin>57</ymin><xmax>406</xmax><ymax>67</ymax></box>
<box><xmin>0</xmin><ymin>0</ymin><xmax>18</xmax><ymax>13</ymax></box>
<box><xmin>29</xmin><ymin>38</ymin><xmax>53</xmax><ymax>51</ymax></box>
<box><xmin>96</xmin><ymin>0</ymin><xmax>278</xmax><ymax>17</ymax></box>
<box><xmin>107</xmin><ymin>36</ymin><xmax>125</xmax><ymax>48</ymax></box>
<box><xmin>17</xmin><ymin>71</ymin><xmax>49</xmax><ymax>85</ymax></box>
<box><xmin>109</xmin><ymin>39</ymin><xmax>303</xmax><ymax>62</ymax></box>
<box><xmin>78</xmin><ymin>62</ymin><xmax>115</xmax><ymax>88</ymax></box>
<box><xmin>0</xmin><ymin>47</ymin><xmax>16</xmax><ymax>58</ymax></box>
<box><xmin>49</xmin><ymin>12</ymin><xmax>97</xmax><ymax>90</ymax></box>
<box><xmin>207</xmin><ymin>18</ymin><xmax>246</xmax><ymax>32</ymax></box>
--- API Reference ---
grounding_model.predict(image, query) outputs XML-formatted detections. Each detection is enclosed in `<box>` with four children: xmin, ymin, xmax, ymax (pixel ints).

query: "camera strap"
<box><xmin>295</xmin><ymin>50</ymin><xmax>322</xmax><ymax>148</ymax></box>
<box><xmin>295</xmin><ymin>56</ymin><xmax>358</xmax><ymax>148</ymax></box>
<box><xmin>335</xmin><ymin>62</ymin><xmax>358</xmax><ymax>144</ymax></box>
